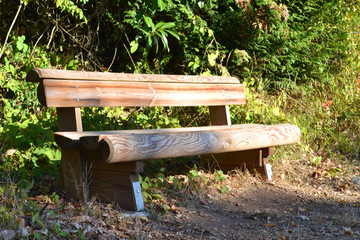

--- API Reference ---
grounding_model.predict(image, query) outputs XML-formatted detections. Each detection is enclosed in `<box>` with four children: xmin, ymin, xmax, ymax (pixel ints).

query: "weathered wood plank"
<box><xmin>38</xmin><ymin>79</ymin><xmax>245</xmax><ymax>107</ymax></box>
<box><xmin>27</xmin><ymin>68</ymin><xmax>239</xmax><ymax>84</ymax></box>
<box><xmin>78</xmin><ymin>124</ymin><xmax>300</xmax><ymax>163</ymax></box>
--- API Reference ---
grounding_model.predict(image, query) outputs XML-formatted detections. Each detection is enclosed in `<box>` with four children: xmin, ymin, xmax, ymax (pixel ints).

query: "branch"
<box><xmin>107</xmin><ymin>38</ymin><xmax>120</xmax><ymax>71</ymax></box>
<box><xmin>0</xmin><ymin>1</ymin><xmax>23</xmax><ymax>61</ymax></box>
<box><xmin>122</xmin><ymin>34</ymin><xmax>136</xmax><ymax>68</ymax></box>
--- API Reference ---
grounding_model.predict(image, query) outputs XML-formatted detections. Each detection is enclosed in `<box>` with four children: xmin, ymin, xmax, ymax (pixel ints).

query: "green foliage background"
<box><xmin>0</xmin><ymin>0</ymin><xmax>360</xmax><ymax>178</ymax></box>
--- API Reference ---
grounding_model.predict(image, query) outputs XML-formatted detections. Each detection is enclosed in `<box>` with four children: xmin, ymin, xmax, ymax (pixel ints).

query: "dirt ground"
<box><xmin>148</xmin><ymin>179</ymin><xmax>360</xmax><ymax>240</ymax></box>
<box><xmin>130</xmin><ymin>173</ymin><xmax>360</xmax><ymax>240</ymax></box>
<box><xmin>25</xmin><ymin>157</ymin><xmax>360</xmax><ymax>240</ymax></box>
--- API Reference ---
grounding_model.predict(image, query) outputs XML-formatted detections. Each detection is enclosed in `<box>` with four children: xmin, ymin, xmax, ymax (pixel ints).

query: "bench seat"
<box><xmin>55</xmin><ymin>124</ymin><xmax>300</xmax><ymax>163</ymax></box>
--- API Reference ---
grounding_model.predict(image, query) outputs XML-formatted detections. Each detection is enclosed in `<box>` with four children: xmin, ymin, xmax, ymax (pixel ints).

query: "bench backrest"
<box><xmin>26</xmin><ymin>68</ymin><xmax>245</xmax><ymax>108</ymax></box>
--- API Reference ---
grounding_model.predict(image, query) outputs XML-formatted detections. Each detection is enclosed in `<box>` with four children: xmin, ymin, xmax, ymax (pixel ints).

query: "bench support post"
<box><xmin>56</xmin><ymin>107</ymin><xmax>83</xmax><ymax>194</ymax></box>
<box><xmin>56</xmin><ymin>107</ymin><xmax>144</xmax><ymax>211</ymax></box>
<box><xmin>201</xmin><ymin>106</ymin><xmax>273</xmax><ymax>180</ymax></box>
<box><xmin>85</xmin><ymin>149</ymin><xmax>144</xmax><ymax>211</ymax></box>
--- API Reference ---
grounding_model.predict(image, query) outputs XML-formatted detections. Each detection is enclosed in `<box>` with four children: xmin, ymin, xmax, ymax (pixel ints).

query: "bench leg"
<box><xmin>200</xmin><ymin>147</ymin><xmax>274</xmax><ymax>181</ymax></box>
<box><xmin>59</xmin><ymin>148</ymin><xmax>84</xmax><ymax>200</ymax></box>
<box><xmin>59</xmin><ymin>148</ymin><xmax>144</xmax><ymax>211</ymax></box>
<box><xmin>90</xmin><ymin>170</ymin><xmax>144</xmax><ymax>211</ymax></box>
<box><xmin>261</xmin><ymin>148</ymin><xmax>273</xmax><ymax>181</ymax></box>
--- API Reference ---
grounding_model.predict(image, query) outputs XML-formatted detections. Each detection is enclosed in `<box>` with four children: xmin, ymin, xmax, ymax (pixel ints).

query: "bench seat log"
<box><xmin>26</xmin><ymin>68</ymin><xmax>301</xmax><ymax>211</ymax></box>
<box><xmin>54</xmin><ymin>124</ymin><xmax>300</xmax><ymax>163</ymax></box>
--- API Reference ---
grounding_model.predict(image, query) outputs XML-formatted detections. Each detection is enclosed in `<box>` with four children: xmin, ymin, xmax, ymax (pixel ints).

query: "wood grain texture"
<box><xmin>77</xmin><ymin>124</ymin><xmax>300</xmax><ymax>163</ymax></box>
<box><xmin>39</xmin><ymin>79</ymin><xmax>245</xmax><ymax>107</ymax></box>
<box><xmin>26</xmin><ymin>68</ymin><xmax>239</xmax><ymax>84</ymax></box>
<box><xmin>55</xmin><ymin>124</ymin><xmax>299</xmax><ymax>147</ymax></box>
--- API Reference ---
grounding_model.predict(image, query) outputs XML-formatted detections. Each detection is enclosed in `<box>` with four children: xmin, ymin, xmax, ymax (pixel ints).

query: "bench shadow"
<box><xmin>146</xmin><ymin>181</ymin><xmax>360</xmax><ymax>239</ymax></box>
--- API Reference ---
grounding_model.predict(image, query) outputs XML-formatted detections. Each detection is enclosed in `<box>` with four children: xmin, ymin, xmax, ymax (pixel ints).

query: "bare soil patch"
<box><xmin>23</xmin><ymin>157</ymin><xmax>360</xmax><ymax>240</ymax></box>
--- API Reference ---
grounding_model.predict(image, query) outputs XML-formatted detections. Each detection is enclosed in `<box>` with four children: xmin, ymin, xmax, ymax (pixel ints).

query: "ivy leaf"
<box><xmin>198</xmin><ymin>0</ymin><xmax>205</xmax><ymax>8</ymax></box>
<box><xmin>188</xmin><ymin>56</ymin><xmax>200</xmax><ymax>71</ymax></box>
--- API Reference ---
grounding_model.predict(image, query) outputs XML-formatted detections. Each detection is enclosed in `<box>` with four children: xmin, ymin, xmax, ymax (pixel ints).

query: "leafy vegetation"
<box><xmin>0</xmin><ymin>0</ymin><xmax>360</xmax><ymax>236</ymax></box>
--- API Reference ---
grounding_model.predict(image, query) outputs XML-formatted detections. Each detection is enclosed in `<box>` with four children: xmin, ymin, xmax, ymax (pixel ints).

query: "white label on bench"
<box><xmin>265</xmin><ymin>163</ymin><xmax>272</xmax><ymax>181</ymax></box>
<box><xmin>132</xmin><ymin>181</ymin><xmax>145</xmax><ymax>211</ymax></box>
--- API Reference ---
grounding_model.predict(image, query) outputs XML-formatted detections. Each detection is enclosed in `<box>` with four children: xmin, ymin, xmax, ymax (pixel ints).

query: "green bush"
<box><xmin>1</xmin><ymin>0</ymin><xmax>360</xmax><ymax>175</ymax></box>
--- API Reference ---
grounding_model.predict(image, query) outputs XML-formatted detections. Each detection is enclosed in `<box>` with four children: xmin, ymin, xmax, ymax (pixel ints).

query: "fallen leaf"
<box><xmin>5</xmin><ymin>149</ymin><xmax>16</xmax><ymax>156</ymax></box>
<box><xmin>321</xmin><ymin>100</ymin><xmax>333</xmax><ymax>111</ymax></box>
<box><xmin>299</xmin><ymin>207</ymin><xmax>306</xmax><ymax>212</ymax></box>
<box><xmin>171</xmin><ymin>204</ymin><xmax>180</xmax><ymax>213</ymax></box>
<box><xmin>266</xmin><ymin>223</ymin><xmax>276</xmax><ymax>227</ymax></box>
<box><xmin>140</xmin><ymin>216</ymin><xmax>148</xmax><ymax>222</ymax></box>
<box><xmin>343</xmin><ymin>227</ymin><xmax>354</xmax><ymax>235</ymax></box>
<box><xmin>102</xmin><ymin>212</ymin><xmax>109</xmax><ymax>217</ymax></box>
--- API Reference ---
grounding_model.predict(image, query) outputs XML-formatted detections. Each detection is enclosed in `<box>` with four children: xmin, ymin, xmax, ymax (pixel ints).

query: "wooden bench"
<box><xmin>26</xmin><ymin>68</ymin><xmax>301</xmax><ymax>211</ymax></box>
